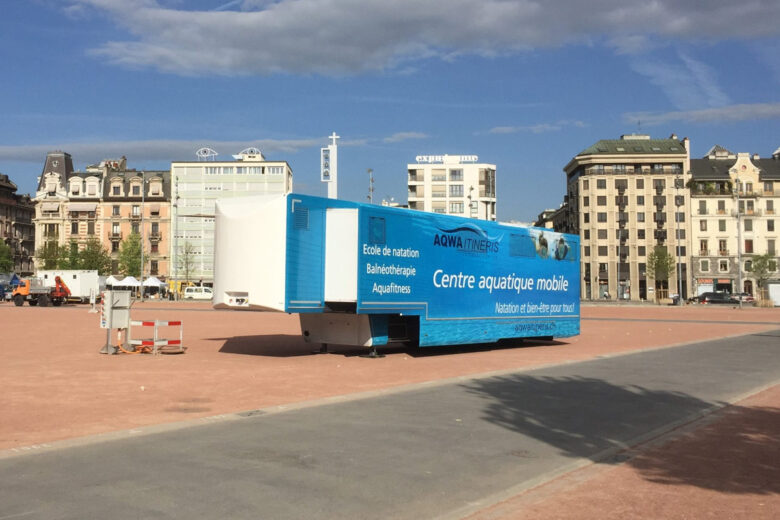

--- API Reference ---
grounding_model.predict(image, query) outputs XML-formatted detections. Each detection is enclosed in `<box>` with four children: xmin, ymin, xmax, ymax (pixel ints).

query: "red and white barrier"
<box><xmin>128</xmin><ymin>319</ymin><xmax>185</xmax><ymax>354</ymax></box>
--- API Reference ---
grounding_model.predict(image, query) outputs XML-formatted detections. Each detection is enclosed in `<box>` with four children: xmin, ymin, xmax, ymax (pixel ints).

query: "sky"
<box><xmin>1</xmin><ymin>0</ymin><xmax>779</xmax><ymax>222</ymax></box>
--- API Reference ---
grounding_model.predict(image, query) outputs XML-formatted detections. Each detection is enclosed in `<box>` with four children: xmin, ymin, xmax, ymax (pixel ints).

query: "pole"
<box><xmin>140</xmin><ymin>172</ymin><xmax>145</xmax><ymax>302</ymax></box>
<box><xmin>327</xmin><ymin>132</ymin><xmax>339</xmax><ymax>199</ymax></box>
<box><xmin>676</xmin><ymin>171</ymin><xmax>682</xmax><ymax>305</ymax></box>
<box><xmin>367</xmin><ymin>168</ymin><xmax>374</xmax><ymax>203</ymax></box>
<box><xmin>735</xmin><ymin>176</ymin><xmax>743</xmax><ymax>309</ymax></box>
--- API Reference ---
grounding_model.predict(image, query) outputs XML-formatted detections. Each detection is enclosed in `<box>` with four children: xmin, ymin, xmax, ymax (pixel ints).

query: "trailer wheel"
<box><xmin>52</xmin><ymin>299</ymin><xmax>62</xmax><ymax>307</ymax></box>
<box><xmin>13</xmin><ymin>294</ymin><xmax>24</xmax><ymax>306</ymax></box>
<box><xmin>28</xmin><ymin>299</ymin><xmax>38</xmax><ymax>306</ymax></box>
<box><xmin>38</xmin><ymin>295</ymin><xmax>50</xmax><ymax>307</ymax></box>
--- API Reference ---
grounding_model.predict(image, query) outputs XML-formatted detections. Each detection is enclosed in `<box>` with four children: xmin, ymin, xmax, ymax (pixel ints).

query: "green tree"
<box><xmin>647</xmin><ymin>245</ymin><xmax>675</xmax><ymax>301</ymax></box>
<box><xmin>59</xmin><ymin>240</ymin><xmax>81</xmax><ymax>270</ymax></box>
<box><xmin>36</xmin><ymin>240</ymin><xmax>62</xmax><ymax>270</ymax></box>
<box><xmin>118</xmin><ymin>232</ymin><xmax>144</xmax><ymax>277</ymax></box>
<box><xmin>747</xmin><ymin>253</ymin><xmax>776</xmax><ymax>303</ymax></box>
<box><xmin>0</xmin><ymin>240</ymin><xmax>13</xmax><ymax>272</ymax></box>
<box><xmin>79</xmin><ymin>237</ymin><xmax>112</xmax><ymax>275</ymax></box>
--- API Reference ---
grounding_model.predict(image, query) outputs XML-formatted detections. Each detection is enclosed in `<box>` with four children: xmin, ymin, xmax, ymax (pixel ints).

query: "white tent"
<box><xmin>117</xmin><ymin>276</ymin><xmax>141</xmax><ymax>287</ymax></box>
<box><xmin>105</xmin><ymin>275</ymin><xmax>120</xmax><ymax>286</ymax></box>
<box><xmin>142</xmin><ymin>276</ymin><xmax>164</xmax><ymax>287</ymax></box>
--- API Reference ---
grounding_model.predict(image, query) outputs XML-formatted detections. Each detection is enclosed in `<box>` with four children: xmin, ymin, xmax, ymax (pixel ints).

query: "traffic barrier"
<box><xmin>127</xmin><ymin>319</ymin><xmax>186</xmax><ymax>354</ymax></box>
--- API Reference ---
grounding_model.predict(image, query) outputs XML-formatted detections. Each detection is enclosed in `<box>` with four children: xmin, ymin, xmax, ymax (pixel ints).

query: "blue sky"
<box><xmin>1</xmin><ymin>0</ymin><xmax>779</xmax><ymax>222</ymax></box>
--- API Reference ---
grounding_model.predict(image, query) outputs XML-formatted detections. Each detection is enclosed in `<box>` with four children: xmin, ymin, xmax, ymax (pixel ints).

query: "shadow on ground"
<box><xmin>215</xmin><ymin>335</ymin><xmax>567</xmax><ymax>358</ymax></box>
<box><xmin>462</xmin><ymin>374</ymin><xmax>780</xmax><ymax>494</ymax></box>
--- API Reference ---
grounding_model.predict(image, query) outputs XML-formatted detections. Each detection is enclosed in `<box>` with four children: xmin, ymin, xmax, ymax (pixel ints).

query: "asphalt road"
<box><xmin>2</xmin><ymin>330</ymin><xmax>779</xmax><ymax>520</ymax></box>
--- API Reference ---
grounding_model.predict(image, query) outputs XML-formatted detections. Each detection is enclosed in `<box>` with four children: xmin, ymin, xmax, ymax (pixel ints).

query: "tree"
<box><xmin>646</xmin><ymin>245</ymin><xmax>674</xmax><ymax>301</ymax></box>
<box><xmin>118</xmin><ymin>232</ymin><xmax>144</xmax><ymax>277</ymax></box>
<box><xmin>36</xmin><ymin>240</ymin><xmax>63</xmax><ymax>270</ymax></box>
<box><xmin>178</xmin><ymin>241</ymin><xmax>196</xmax><ymax>283</ymax></box>
<box><xmin>79</xmin><ymin>237</ymin><xmax>112</xmax><ymax>275</ymax></box>
<box><xmin>59</xmin><ymin>240</ymin><xmax>81</xmax><ymax>270</ymax></box>
<box><xmin>0</xmin><ymin>240</ymin><xmax>13</xmax><ymax>273</ymax></box>
<box><xmin>747</xmin><ymin>253</ymin><xmax>776</xmax><ymax>304</ymax></box>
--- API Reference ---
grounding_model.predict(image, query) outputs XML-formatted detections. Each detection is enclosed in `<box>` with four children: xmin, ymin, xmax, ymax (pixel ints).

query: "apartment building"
<box><xmin>407</xmin><ymin>155</ymin><xmax>496</xmax><ymax>220</ymax></box>
<box><xmin>170</xmin><ymin>149</ymin><xmax>293</xmax><ymax>285</ymax></box>
<box><xmin>689</xmin><ymin>146</ymin><xmax>780</xmax><ymax>296</ymax></box>
<box><xmin>563</xmin><ymin>134</ymin><xmax>691</xmax><ymax>302</ymax></box>
<box><xmin>33</xmin><ymin>152</ymin><xmax>172</xmax><ymax>277</ymax></box>
<box><xmin>0</xmin><ymin>173</ymin><xmax>35</xmax><ymax>275</ymax></box>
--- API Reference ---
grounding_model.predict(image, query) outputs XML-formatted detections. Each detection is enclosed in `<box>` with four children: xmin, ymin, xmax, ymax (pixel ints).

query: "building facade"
<box><xmin>33</xmin><ymin>152</ymin><xmax>172</xmax><ymax>278</ymax></box>
<box><xmin>407</xmin><ymin>155</ymin><xmax>496</xmax><ymax>220</ymax></box>
<box><xmin>170</xmin><ymin>149</ymin><xmax>293</xmax><ymax>285</ymax></box>
<box><xmin>689</xmin><ymin>146</ymin><xmax>780</xmax><ymax>297</ymax></box>
<box><xmin>563</xmin><ymin>135</ymin><xmax>691</xmax><ymax>302</ymax></box>
<box><xmin>0</xmin><ymin>173</ymin><xmax>35</xmax><ymax>275</ymax></box>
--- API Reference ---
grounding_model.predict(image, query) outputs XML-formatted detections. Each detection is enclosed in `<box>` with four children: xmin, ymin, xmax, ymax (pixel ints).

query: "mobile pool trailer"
<box><xmin>214</xmin><ymin>194</ymin><xmax>580</xmax><ymax>351</ymax></box>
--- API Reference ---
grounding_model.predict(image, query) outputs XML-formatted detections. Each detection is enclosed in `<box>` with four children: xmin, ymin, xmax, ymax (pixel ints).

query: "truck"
<box><xmin>213</xmin><ymin>194</ymin><xmax>580</xmax><ymax>354</ymax></box>
<box><xmin>12</xmin><ymin>276</ymin><xmax>71</xmax><ymax>307</ymax></box>
<box><xmin>37</xmin><ymin>270</ymin><xmax>102</xmax><ymax>303</ymax></box>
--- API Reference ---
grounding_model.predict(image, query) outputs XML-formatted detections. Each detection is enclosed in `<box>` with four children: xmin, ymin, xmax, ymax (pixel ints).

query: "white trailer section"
<box><xmin>38</xmin><ymin>270</ymin><xmax>102</xmax><ymax>303</ymax></box>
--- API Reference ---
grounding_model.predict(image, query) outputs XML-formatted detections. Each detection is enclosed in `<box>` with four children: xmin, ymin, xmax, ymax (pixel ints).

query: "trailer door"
<box><xmin>324</xmin><ymin>208</ymin><xmax>358</xmax><ymax>302</ymax></box>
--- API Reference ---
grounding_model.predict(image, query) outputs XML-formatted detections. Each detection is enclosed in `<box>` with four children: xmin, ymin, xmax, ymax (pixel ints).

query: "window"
<box><xmin>637</xmin><ymin>229</ymin><xmax>645</xmax><ymax>239</ymax></box>
<box><xmin>132</xmin><ymin>205</ymin><xmax>140</xmax><ymax>217</ymax></box>
<box><xmin>768</xmin><ymin>239</ymin><xmax>776</xmax><ymax>256</ymax></box>
<box><xmin>449</xmin><ymin>185</ymin><xmax>464</xmax><ymax>197</ymax></box>
<box><xmin>745</xmin><ymin>239</ymin><xmax>753</xmax><ymax>254</ymax></box>
<box><xmin>597</xmin><ymin>229</ymin><xmax>607</xmax><ymax>239</ymax></box>
<box><xmin>583</xmin><ymin>196</ymin><xmax>589</xmax><ymax>207</ymax></box>
<box><xmin>112</xmin><ymin>241</ymin><xmax>119</xmax><ymax>252</ymax></box>
<box><xmin>267</xmin><ymin>166</ymin><xmax>284</xmax><ymax>175</ymax></box>
<box><xmin>582</xmin><ymin>180</ymin><xmax>589</xmax><ymax>190</ymax></box>
<box><xmin>597</xmin><ymin>246</ymin><xmax>608</xmax><ymax>256</ymax></box>
<box><xmin>71</xmin><ymin>184</ymin><xmax>80</xmax><ymax>195</ymax></box>
<box><xmin>71</xmin><ymin>221</ymin><xmax>79</xmax><ymax>234</ymax></box>
<box><xmin>744</xmin><ymin>219</ymin><xmax>752</xmax><ymax>232</ymax></box>
<box><xmin>132</xmin><ymin>223</ymin><xmax>139</xmax><ymax>234</ymax></box>
<box><xmin>88</xmin><ymin>222</ymin><xmax>95</xmax><ymax>235</ymax></box>
<box><xmin>615</xmin><ymin>178</ymin><xmax>628</xmax><ymax>189</ymax></box>
<box><xmin>596</xmin><ymin>179</ymin><xmax>606</xmax><ymax>189</ymax></box>
<box><xmin>449</xmin><ymin>169</ymin><xmax>463</xmax><ymax>181</ymax></box>
<box><xmin>638</xmin><ymin>246</ymin><xmax>646</xmax><ymax>256</ymax></box>
<box><xmin>637</xmin><ymin>212</ymin><xmax>645</xmax><ymax>223</ymax></box>
<box><xmin>112</xmin><ymin>185</ymin><xmax>120</xmax><ymax>195</ymax></box>
<box><xmin>151</xmin><ymin>243</ymin><xmax>159</xmax><ymax>253</ymax></box>
<box><xmin>719</xmin><ymin>240</ymin><xmax>727</xmax><ymax>255</ymax></box>
<box><xmin>597</xmin><ymin>212</ymin><xmax>607</xmax><ymax>222</ymax></box>
<box><xmin>636</xmin><ymin>195</ymin><xmax>644</xmax><ymax>205</ymax></box>
<box><xmin>717</xmin><ymin>200</ymin><xmax>726</xmax><ymax>214</ymax></box>
<box><xmin>745</xmin><ymin>260</ymin><xmax>753</xmax><ymax>272</ymax></box>
<box><xmin>698</xmin><ymin>200</ymin><xmax>707</xmax><ymax>214</ymax></box>
<box><xmin>222</xmin><ymin>167</ymin><xmax>234</xmax><ymax>174</ymax></box>
<box><xmin>150</xmin><ymin>261</ymin><xmax>158</xmax><ymax>275</ymax></box>
<box><xmin>700</xmin><ymin>260</ymin><xmax>710</xmax><ymax>272</ymax></box>
<box><xmin>700</xmin><ymin>220</ymin><xmax>707</xmax><ymax>231</ymax></box>
<box><xmin>675</xmin><ymin>212</ymin><xmax>685</xmax><ymax>223</ymax></box>
<box><xmin>449</xmin><ymin>202</ymin><xmax>464</xmax><ymax>214</ymax></box>
<box><xmin>583</xmin><ymin>213</ymin><xmax>589</xmax><ymax>223</ymax></box>
<box><xmin>583</xmin><ymin>230</ymin><xmax>590</xmax><ymax>239</ymax></box>
<box><xmin>700</xmin><ymin>240</ymin><xmax>708</xmax><ymax>255</ymax></box>
<box><xmin>719</xmin><ymin>220</ymin><xmax>726</xmax><ymax>232</ymax></box>
<box><xmin>636</xmin><ymin>179</ymin><xmax>644</xmax><ymax>189</ymax></box>
<box><xmin>132</xmin><ymin>185</ymin><xmax>140</xmax><ymax>196</ymax></box>
<box><xmin>768</xmin><ymin>200</ymin><xmax>775</xmax><ymax>214</ymax></box>
<box><xmin>87</xmin><ymin>183</ymin><xmax>97</xmax><ymax>196</ymax></box>
<box><xmin>676</xmin><ymin>229</ymin><xmax>685</xmax><ymax>240</ymax></box>
<box><xmin>597</xmin><ymin>196</ymin><xmax>607</xmax><ymax>206</ymax></box>
<box><xmin>768</xmin><ymin>220</ymin><xmax>774</xmax><ymax>232</ymax></box>
<box><xmin>653</xmin><ymin>179</ymin><xmax>665</xmax><ymax>189</ymax></box>
<box><xmin>205</xmin><ymin>167</ymin><xmax>220</xmax><ymax>175</ymax></box>
<box><xmin>112</xmin><ymin>223</ymin><xmax>120</xmax><ymax>234</ymax></box>
<box><xmin>113</xmin><ymin>205</ymin><xmax>120</xmax><ymax>216</ymax></box>
<box><xmin>719</xmin><ymin>260</ymin><xmax>728</xmax><ymax>272</ymax></box>
<box><xmin>584</xmin><ymin>246</ymin><xmax>590</xmax><ymax>256</ymax></box>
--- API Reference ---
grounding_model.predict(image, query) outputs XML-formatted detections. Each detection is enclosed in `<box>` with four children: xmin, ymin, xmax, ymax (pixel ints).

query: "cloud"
<box><xmin>0</xmin><ymin>137</ymin><xmax>323</xmax><ymax>164</ymax></box>
<box><xmin>488</xmin><ymin>120</ymin><xmax>586</xmax><ymax>134</ymax></box>
<box><xmin>382</xmin><ymin>132</ymin><xmax>429</xmax><ymax>143</ymax></box>
<box><xmin>65</xmin><ymin>0</ymin><xmax>780</xmax><ymax>76</ymax></box>
<box><xmin>624</xmin><ymin>102</ymin><xmax>780</xmax><ymax>125</ymax></box>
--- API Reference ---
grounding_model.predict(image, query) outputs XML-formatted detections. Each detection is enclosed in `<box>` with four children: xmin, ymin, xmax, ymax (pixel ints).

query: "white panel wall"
<box><xmin>324</xmin><ymin>208</ymin><xmax>358</xmax><ymax>302</ymax></box>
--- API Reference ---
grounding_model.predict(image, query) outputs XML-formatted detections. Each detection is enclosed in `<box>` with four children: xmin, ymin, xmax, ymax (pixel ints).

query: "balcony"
<box><xmin>148</xmin><ymin>232</ymin><xmax>162</xmax><ymax>242</ymax></box>
<box><xmin>697</xmin><ymin>208</ymin><xmax>709</xmax><ymax>215</ymax></box>
<box><xmin>699</xmin><ymin>250</ymin><xmax>709</xmax><ymax>256</ymax></box>
<box><xmin>130</xmin><ymin>213</ymin><xmax>142</xmax><ymax>221</ymax></box>
<box><xmin>718</xmin><ymin>249</ymin><xmax>729</xmax><ymax>256</ymax></box>
<box><xmin>431</xmin><ymin>192</ymin><xmax>446</xmax><ymax>198</ymax></box>
<box><xmin>108</xmin><ymin>232</ymin><xmax>122</xmax><ymax>241</ymax></box>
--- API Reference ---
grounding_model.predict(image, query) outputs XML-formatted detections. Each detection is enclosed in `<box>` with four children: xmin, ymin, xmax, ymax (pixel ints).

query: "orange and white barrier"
<box><xmin>128</xmin><ymin>319</ymin><xmax>185</xmax><ymax>354</ymax></box>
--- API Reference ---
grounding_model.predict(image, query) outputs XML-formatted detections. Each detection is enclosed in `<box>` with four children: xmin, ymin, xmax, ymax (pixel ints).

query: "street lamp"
<box><xmin>139</xmin><ymin>172</ymin><xmax>146</xmax><ymax>302</ymax></box>
<box><xmin>675</xmin><ymin>170</ymin><xmax>684</xmax><ymax>305</ymax></box>
<box><xmin>733</xmin><ymin>171</ymin><xmax>743</xmax><ymax>309</ymax></box>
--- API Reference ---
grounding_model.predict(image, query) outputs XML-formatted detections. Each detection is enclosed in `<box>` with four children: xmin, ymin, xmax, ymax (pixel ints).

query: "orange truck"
<box><xmin>12</xmin><ymin>276</ymin><xmax>71</xmax><ymax>307</ymax></box>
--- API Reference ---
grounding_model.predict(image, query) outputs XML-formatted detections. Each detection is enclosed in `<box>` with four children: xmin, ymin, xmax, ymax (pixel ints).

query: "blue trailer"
<box><xmin>214</xmin><ymin>193</ymin><xmax>579</xmax><ymax>352</ymax></box>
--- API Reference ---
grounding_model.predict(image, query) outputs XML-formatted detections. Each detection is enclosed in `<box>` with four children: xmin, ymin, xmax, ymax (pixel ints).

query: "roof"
<box><xmin>690</xmin><ymin>156</ymin><xmax>780</xmax><ymax>181</ymax></box>
<box><xmin>578</xmin><ymin>137</ymin><xmax>686</xmax><ymax>156</ymax></box>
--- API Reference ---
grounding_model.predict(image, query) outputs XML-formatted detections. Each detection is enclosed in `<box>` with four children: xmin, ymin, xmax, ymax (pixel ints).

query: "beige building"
<box><xmin>689</xmin><ymin>146</ymin><xmax>780</xmax><ymax>297</ymax></box>
<box><xmin>0</xmin><ymin>173</ymin><xmax>35</xmax><ymax>275</ymax></box>
<box><xmin>170</xmin><ymin>149</ymin><xmax>293</xmax><ymax>285</ymax></box>
<box><xmin>33</xmin><ymin>152</ymin><xmax>172</xmax><ymax>278</ymax></box>
<box><xmin>407</xmin><ymin>155</ymin><xmax>496</xmax><ymax>220</ymax></box>
<box><xmin>563</xmin><ymin>134</ymin><xmax>691</xmax><ymax>301</ymax></box>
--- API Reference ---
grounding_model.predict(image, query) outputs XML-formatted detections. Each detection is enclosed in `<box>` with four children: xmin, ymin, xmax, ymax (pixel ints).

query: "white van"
<box><xmin>183</xmin><ymin>286</ymin><xmax>213</xmax><ymax>300</ymax></box>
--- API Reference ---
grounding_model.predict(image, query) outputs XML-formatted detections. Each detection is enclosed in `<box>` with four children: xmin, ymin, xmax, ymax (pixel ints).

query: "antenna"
<box><xmin>367</xmin><ymin>168</ymin><xmax>374</xmax><ymax>203</ymax></box>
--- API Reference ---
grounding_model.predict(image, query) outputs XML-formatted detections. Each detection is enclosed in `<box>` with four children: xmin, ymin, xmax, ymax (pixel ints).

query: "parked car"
<box><xmin>734</xmin><ymin>292</ymin><xmax>755</xmax><ymax>303</ymax></box>
<box><xmin>183</xmin><ymin>286</ymin><xmax>213</xmax><ymax>300</ymax></box>
<box><xmin>692</xmin><ymin>292</ymin><xmax>738</xmax><ymax>305</ymax></box>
